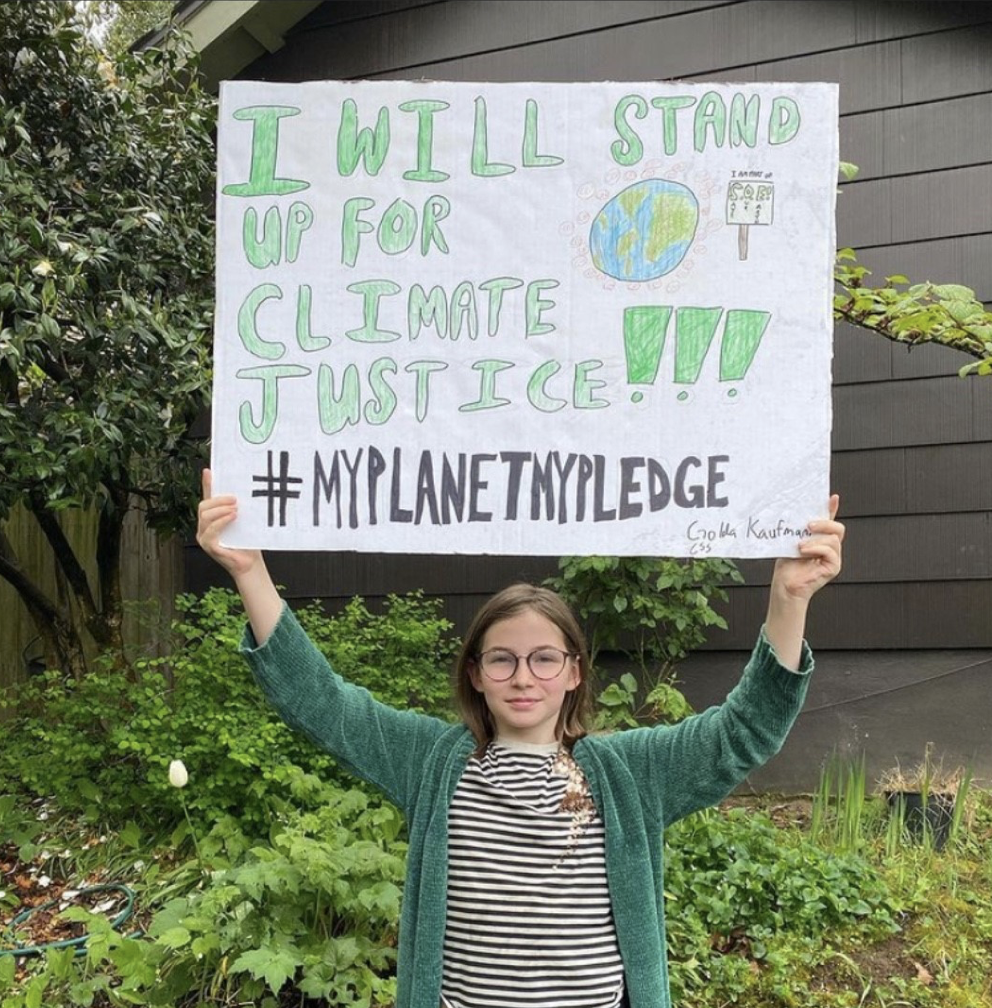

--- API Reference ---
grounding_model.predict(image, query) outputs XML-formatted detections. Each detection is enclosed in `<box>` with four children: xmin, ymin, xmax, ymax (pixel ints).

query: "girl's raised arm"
<box><xmin>196</xmin><ymin>468</ymin><xmax>283</xmax><ymax>644</ymax></box>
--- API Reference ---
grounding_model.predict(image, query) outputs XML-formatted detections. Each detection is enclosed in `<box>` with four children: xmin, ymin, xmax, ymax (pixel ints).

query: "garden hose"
<box><xmin>0</xmin><ymin>883</ymin><xmax>136</xmax><ymax>958</ymax></box>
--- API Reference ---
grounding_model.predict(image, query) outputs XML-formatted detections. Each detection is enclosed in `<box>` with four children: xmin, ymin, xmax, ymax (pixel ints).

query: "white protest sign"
<box><xmin>211</xmin><ymin>80</ymin><xmax>838</xmax><ymax>557</ymax></box>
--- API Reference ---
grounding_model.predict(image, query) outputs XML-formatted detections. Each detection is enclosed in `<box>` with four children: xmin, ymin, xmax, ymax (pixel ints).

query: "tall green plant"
<box><xmin>546</xmin><ymin>555</ymin><xmax>741</xmax><ymax>725</ymax></box>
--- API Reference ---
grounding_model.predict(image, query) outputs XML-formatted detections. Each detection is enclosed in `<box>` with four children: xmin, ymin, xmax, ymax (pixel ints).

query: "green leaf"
<box><xmin>231</xmin><ymin>946</ymin><xmax>301</xmax><ymax>995</ymax></box>
<box><xmin>932</xmin><ymin>283</ymin><xmax>976</xmax><ymax>300</ymax></box>
<box><xmin>155</xmin><ymin>926</ymin><xmax>192</xmax><ymax>950</ymax></box>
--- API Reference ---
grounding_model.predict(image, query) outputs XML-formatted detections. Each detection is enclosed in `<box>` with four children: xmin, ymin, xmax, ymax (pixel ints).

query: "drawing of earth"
<box><xmin>589</xmin><ymin>179</ymin><xmax>699</xmax><ymax>281</ymax></box>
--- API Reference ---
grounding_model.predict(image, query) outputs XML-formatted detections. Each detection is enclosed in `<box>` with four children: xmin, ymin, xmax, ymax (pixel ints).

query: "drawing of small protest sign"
<box><xmin>727</xmin><ymin>180</ymin><xmax>775</xmax><ymax>260</ymax></box>
<box><xmin>210</xmin><ymin>80</ymin><xmax>839</xmax><ymax>558</ymax></box>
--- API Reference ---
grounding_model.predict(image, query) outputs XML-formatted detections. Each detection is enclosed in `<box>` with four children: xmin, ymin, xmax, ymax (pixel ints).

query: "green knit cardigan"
<box><xmin>241</xmin><ymin>605</ymin><xmax>812</xmax><ymax>1008</ymax></box>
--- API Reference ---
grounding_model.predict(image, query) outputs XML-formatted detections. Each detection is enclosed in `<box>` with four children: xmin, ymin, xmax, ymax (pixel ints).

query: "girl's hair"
<box><xmin>454</xmin><ymin>583</ymin><xmax>594</xmax><ymax>750</ymax></box>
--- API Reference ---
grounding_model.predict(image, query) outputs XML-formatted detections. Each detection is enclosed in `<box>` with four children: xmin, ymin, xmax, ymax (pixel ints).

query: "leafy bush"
<box><xmin>296</xmin><ymin>591</ymin><xmax>458</xmax><ymax>717</ymax></box>
<box><xmin>142</xmin><ymin>772</ymin><xmax>406</xmax><ymax>1007</ymax></box>
<box><xmin>664</xmin><ymin>807</ymin><xmax>901</xmax><ymax>1003</ymax></box>
<box><xmin>548</xmin><ymin>555</ymin><xmax>741</xmax><ymax>725</ymax></box>
<box><xmin>0</xmin><ymin>771</ymin><xmax>406</xmax><ymax>1008</ymax></box>
<box><xmin>0</xmin><ymin>587</ymin><xmax>459</xmax><ymax>834</ymax></box>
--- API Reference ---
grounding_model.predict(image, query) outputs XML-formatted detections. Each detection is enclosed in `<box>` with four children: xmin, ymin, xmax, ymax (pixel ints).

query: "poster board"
<box><xmin>211</xmin><ymin>80</ymin><xmax>838</xmax><ymax>557</ymax></box>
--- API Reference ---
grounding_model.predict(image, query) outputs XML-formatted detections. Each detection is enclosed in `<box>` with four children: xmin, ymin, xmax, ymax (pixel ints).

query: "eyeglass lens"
<box><xmin>480</xmin><ymin>648</ymin><xmax>570</xmax><ymax>680</ymax></box>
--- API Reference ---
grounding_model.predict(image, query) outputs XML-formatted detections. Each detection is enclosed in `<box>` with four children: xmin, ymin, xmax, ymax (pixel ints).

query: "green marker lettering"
<box><xmin>525</xmin><ymin>279</ymin><xmax>559</xmax><ymax>337</ymax></box>
<box><xmin>405</xmin><ymin>360</ymin><xmax>447</xmax><ymax>422</ymax></box>
<box><xmin>341</xmin><ymin>197</ymin><xmax>376</xmax><ymax>267</ymax></box>
<box><xmin>471</xmin><ymin>97</ymin><xmax>513</xmax><ymax>177</ymax></box>
<box><xmin>479</xmin><ymin>277</ymin><xmax>524</xmax><ymax>336</ymax></box>
<box><xmin>527</xmin><ymin>361</ymin><xmax>567</xmax><ymax>412</ymax></box>
<box><xmin>421</xmin><ymin>195</ymin><xmax>450</xmax><ymax>256</ymax></box>
<box><xmin>729</xmin><ymin>93</ymin><xmax>759</xmax><ymax>148</ymax></box>
<box><xmin>242</xmin><ymin>206</ymin><xmax>281</xmax><ymax>268</ymax></box>
<box><xmin>296</xmin><ymin>285</ymin><xmax>331</xmax><ymax>351</ymax></box>
<box><xmin>346</xmin><ymin>280</ymin><xmax>402</xmax><ymax>343</ymax></box>
<box><xmin>223</xmin><ymin>106</ymin><xmax>309</xmax><ymax>197</ymax></box>
<box><xmin>365</xmin><ymin>358</ymin><xmax>398</xmax><ymax>425</ymax></box>
<box><xmin>650</xmin><ymin>96</ymin><xmax>695</xmax><ymax>155</ymax></box>
<box><xmin>408</xmin><ymin>285</ymin><xmax>449</xmax><ymax>340</ymax></box>
<box><xmin>450</xmin><ymin>281</ymin><xmax>479</xmax><ymax>340</ymax></box>
<box><xmin>337</xmin><ymin>98</ymin><xmax>390</xmax><ymax>176</ymax></box>
<box><xmin>574</xmin><ymin>361</ymin><xmax>609</xmax><ymax>409</ymax></box>
<box><xmin>399</xmin><ymin>99</ymin><xmax>450</xmax><ymax>182</ymax></box>
<box><xmin>460</xmin><ymin>359</ymin><xmax>514</xmax><ymax>411</ymax></box>
<box><xmin>769</xmin><ymin>96</ymin><xmax>801</xmax><ymax>144</ymax></box>
<box><xmin>236</xmin><ymin>364</ymin><xmax>309</xmax><ymax>443</ymax></box>
<box><xmin>378</xmin><ymin>199</ymin><xmax>418</xmax><ymax>255</ymax></box>
<box><xmin>611</xmin><ymin>95</ymin><xmax>648</xmax><ymax>166</ymax></box>
<box><xmin>522</xmin><ymin>99</ymin><xmax>563</xmax><ymax>167</ymax></box>
<box><xmin>317</xmin><ymin>363</ymin><xmax>361</xmax><ymax>434</ymax></box>
<box><xmin>694</xmin><ymin>91</ymin><xmax>726</xmax><ymax>152</ymax></box>
<box><xmin>238</xmin><ymin>284</ymin><xmax>285</xmax><ymax>360</ymax></box>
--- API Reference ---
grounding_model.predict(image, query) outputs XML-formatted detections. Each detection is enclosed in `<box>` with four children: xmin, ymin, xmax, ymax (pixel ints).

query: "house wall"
<box><xmin>185</xmin><ymin>0</ymin><xmax>992</xmax><ymax>788</ymax></box>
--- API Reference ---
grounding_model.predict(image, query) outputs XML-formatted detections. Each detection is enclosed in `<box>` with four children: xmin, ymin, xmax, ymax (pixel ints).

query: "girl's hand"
<box><xmin>196</xmin><ymin>468</ymin><xmax>263</xmax><ymax>580</ymax></box>
<box><xmin>771</xmin><ymin>494</ymin><xmax>845</xmax><ymax>603</ymax></box>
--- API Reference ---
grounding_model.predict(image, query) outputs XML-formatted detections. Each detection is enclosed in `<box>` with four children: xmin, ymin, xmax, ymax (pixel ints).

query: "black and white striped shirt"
<box><xmin>441</xmin><ymin>739</ymin><xmax>625</xmax><ymax>1008</ymax></box>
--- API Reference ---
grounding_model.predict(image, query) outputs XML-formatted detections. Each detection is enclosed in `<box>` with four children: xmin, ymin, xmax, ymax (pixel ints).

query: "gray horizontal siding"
<box><xmin>259</xmin><ymin>1</ymin><xmax>735</xmax><ymax>80</ymax></box>
<box><xmin>674</xmin><ymin>644</ymin><xmax>992</xmax><ymax>793</ymax></box>
<box><xmin>833</xmin><ymin>321</ymin><xmax>979</xmax><ymax>386</ymax></box>
<box><xmin>853</xmin><ymin>0</ymin><xmax>992</xmax><ymax>45</ymax></box>
<box><xmin>839</xmin><ymin>164</ymin><xmax>992</xmax><ymax>248</ymax></box>
<box><xmin>832</xmin><ymin>375</ymin><xmax>992</xmax><ymax>450</ymax></box>
<box><xmin>254</xmin><ymin>0</ymin><xmax>992</xmax><ymax>85</ymax></box>
<box><xmin>731</xmin><ymin>512</ymin><xmax>992</xmax><ymax>584</ymax></box>
<box><xmin>707</xmin><ymin>579</ymin><xmax>992</xmax><ymax>649</ymax></box>
<box><xmin>831</xmin><ymin>442</ymin><xmax>992</xmax><ymax>517</ymax></box>
<box><xmin>842</xmin><ymin>94</ymin><xmax>992</xmax><ymax>182</ymax></box>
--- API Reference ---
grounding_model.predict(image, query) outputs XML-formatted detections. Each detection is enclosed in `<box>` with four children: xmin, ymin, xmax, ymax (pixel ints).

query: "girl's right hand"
<box><xmin>196</xmin><ymin>468</ymin><xmax>263</xmax><ymax>580</ymax></box>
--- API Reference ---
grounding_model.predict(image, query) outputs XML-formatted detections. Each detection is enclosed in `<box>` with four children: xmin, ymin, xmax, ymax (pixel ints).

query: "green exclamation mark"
<box><xmin>720</xmin><ymin>309</ymin><xmax>770</xmax><ymax>396</ymax></box>
<box><xmin>623</xmin><ymin>306</ymin><xmax>672</xmax><ymax>403</ymax></box>
<box><xmin>674</xmin><ymin>307</ymin><xmax>723</xmax><ymax>399</ymax></box>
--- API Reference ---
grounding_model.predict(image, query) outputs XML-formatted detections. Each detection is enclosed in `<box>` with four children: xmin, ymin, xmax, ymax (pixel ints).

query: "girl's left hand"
<box><xmin>772</xmin><ymin>494</ymin><xmax>845</xmax><ymax>602</ymax></box>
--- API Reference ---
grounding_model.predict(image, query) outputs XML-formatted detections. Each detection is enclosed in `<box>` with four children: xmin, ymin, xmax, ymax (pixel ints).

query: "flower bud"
<box><xmin>168</xmin><ymin>759</ymin><xmax>189</xmax><ymax>788</ymax></box>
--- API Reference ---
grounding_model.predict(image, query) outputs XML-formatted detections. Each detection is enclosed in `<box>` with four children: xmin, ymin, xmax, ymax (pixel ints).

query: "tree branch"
<box><xmin>0</xmin><ymin>527</ymin><xmax>60</xmax><ymax>625</ymax></box>
<box><xmin>26</xmin><ymin>494</ymin><xmax>104</xmax><ymax>636</ymax></box>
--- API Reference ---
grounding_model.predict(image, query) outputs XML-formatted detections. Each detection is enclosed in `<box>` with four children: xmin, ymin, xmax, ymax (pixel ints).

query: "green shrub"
<box><xmin>663</xmin><ymin>807</ymin><xmax>901</xmax><ymax>1003</ymax></box>
<box><xmin>295</xmin><ymin>590</ymin><xmax>458</xmax><ymax>718</ymax></box>
<box><xmin>548</xmin><ymin>555</ymin><xmax>741</xmax><ymax>726</ymax></box>
<box><xmin>0</xmin><ymin>587</ymin><xmax>459</xmax><ymax>835</ymax></box>
<box><xmin>142</xmin><ymin>772</ymin><xmax>406</xmax><ymax>1007</ymax></box>
<box><xmin>0</xmin><ymin>772</ymin><xmax>406</xmax><ymax>1008</ymax></box>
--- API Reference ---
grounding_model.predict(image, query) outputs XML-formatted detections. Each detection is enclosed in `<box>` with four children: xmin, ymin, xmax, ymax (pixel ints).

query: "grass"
<box><xmin>743</xmin><ymin>769</ymin><xmax>992</xmax><ymax>1008</ymax></box>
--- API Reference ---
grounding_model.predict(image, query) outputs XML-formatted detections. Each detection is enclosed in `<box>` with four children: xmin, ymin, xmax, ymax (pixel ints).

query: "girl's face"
<box><xmin>469</xmin><ymin>609</ymin><xmax>581</xmax><ymax>745</ymax></box>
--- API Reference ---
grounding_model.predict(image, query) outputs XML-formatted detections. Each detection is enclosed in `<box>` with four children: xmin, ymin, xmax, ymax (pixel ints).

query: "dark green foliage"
<box><xmin>548</xmin><ymin>555</ymin><xmax>742</xmax><ymax>725</ymax></box>
<box><xmin>296</xmin><ymin>591</ymin><xmax>459</xmax><ymax>718</ymax></box>
<box><xmin>0</xmin><ymin>588</ymin><xmax>458</xmax><ymax>834</ymax></box>
<box><xmin>0</xmin><ymin>0</ymin><xmax>216</xmax><ymax>673</ymax></box>
<box><xmin>548</xmin><ymin>555</ymin><xmax>742</xmax><ymax>670</ymax></box>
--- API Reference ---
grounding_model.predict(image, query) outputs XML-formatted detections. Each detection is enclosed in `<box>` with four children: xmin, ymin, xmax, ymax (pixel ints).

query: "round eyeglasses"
<box><xmin>476</xmin><ymin>647</ymin><xmax>576</xmax><ymax>681</ymax></box>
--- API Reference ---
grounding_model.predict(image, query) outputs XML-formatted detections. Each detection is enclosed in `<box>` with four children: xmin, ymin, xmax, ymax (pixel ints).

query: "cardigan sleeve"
<box><xmin>240</xmin><ymin>602</ymin><xmax>452</xmax><ymax>811</ymax></box>
<box><xmin>605</xmin><ymin>626</ymin><xmax>813</xmax><ymax>828</ymax></box>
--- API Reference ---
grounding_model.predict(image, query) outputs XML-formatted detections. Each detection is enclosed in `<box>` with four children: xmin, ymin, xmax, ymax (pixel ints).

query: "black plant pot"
<box><xmin>885</xmin><ymin>791</ymin><xmax>955</xmax><ymax>850</ymax></box>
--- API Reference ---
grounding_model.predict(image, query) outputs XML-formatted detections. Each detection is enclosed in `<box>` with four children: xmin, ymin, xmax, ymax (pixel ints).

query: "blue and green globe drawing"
<box><xmin>589</xmin><ymin>179</ymin><xmax>699</xmax><ymax>281</ymax></box>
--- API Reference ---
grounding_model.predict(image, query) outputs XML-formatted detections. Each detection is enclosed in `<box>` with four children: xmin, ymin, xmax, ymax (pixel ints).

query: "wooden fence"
<box><xmin>0</xmin><ymin>501</ymin><xmax>181</xmax><ymax>697</ymax></box>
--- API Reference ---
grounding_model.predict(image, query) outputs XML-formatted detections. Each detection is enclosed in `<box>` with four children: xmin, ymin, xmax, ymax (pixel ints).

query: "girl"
<box><xmin>197</xmin><ymin>469</ymin><xmax>845</xmax><ymax>1008</ymax></box>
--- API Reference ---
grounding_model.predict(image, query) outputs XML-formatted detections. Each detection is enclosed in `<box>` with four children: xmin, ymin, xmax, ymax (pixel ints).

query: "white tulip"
<box><xmin>168</xmin><ymin>759</ymin><xmax>189</xmax><ymax>788</ymax></box>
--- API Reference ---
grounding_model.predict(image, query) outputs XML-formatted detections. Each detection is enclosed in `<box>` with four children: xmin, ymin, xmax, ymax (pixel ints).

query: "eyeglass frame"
<box><xmin>474</xmin><ymin>646</ymin><xmax>579</xmax><ymax>682</ymax></box>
